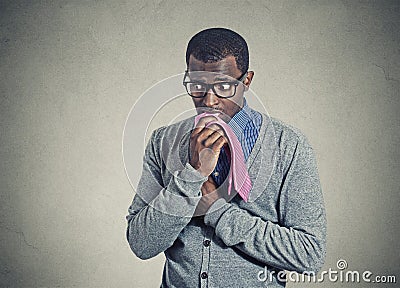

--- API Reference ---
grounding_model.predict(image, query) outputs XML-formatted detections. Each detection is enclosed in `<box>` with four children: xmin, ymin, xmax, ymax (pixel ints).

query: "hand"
<box><xmin>194</xmin><ymin>176</ymin><xmax>221</xmax><ymax>216</ymax></box>
<box><xmin>193</xmin><ymin>176</ymin><xmax>238</xmax><ymax>217</ymax></box>
<box><xmin>189</xmin><ymin>116</ymin><xmax>228</xmax><ymax>177</ymax></box>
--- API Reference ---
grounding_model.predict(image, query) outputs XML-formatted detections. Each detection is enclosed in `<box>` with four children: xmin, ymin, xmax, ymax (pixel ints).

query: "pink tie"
<box><xmin>194</xmin><ymin>112</ymin><xmax>252</xmax><ymax>202</ymax></box>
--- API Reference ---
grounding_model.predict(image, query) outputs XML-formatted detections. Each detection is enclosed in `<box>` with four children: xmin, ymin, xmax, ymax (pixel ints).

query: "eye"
<box><xmin>215</xmin><ymin>83</ymin><xmax>232</xmax><ymax>91</ymax></box>
<box><xmin>190</xmin><ymin>83</ymin><xmax>205</xmax><ymax>90</ymax></box>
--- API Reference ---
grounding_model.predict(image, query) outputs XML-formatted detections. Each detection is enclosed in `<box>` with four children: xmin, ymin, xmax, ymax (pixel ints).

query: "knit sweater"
<box><xmin>126</xmin><ymin>111</ymin><xmax>327</xmax><ymax>287</ymax></box>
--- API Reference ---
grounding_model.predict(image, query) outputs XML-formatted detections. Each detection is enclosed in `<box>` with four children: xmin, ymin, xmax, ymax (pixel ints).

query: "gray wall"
<box><xmin>1</xmin><ymin>0</ymin><xmax>399</xmax><ymax>287</ymax></box>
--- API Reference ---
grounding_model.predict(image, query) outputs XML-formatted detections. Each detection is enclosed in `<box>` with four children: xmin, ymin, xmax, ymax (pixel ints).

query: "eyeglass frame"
<box><xmin>182</xmin><ymin>70</ymin><xmax>248</xmax><ymax>99</ymax></box>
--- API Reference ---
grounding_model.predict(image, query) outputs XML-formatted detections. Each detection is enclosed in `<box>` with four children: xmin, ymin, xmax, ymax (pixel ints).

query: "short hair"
<box><xmin>185</xmin><ymin>28</ymin><xmax>249</xmax><ymax>74</ymax></box>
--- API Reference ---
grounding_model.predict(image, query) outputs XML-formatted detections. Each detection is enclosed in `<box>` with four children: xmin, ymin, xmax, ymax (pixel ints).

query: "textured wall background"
<box><xmin>1</xmin><ymin>0</ymin><xmax>399</xmax><ymax>287</ymax></box>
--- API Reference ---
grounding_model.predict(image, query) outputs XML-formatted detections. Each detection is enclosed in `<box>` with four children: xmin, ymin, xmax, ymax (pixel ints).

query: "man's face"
<box><xmin>187</xmin><ymin>55</ymin><xmax>253</xmax><ymax>120</ymax></box>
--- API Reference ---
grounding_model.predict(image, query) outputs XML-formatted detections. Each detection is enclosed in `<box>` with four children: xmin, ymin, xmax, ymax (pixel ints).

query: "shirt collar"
<box><xmin>228</xmin><ymin>98</ymin><xmax>254</xmax><ymax>138</ymax></box>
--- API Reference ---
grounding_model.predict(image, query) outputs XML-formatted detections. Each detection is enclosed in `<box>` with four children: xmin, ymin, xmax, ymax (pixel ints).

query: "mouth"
<box><xmin>196</xmin><ymin>107</ymin><xmax>232</xmax><ymax>122</ymax></box>
<box><xmin>197</xmin><ymin>106</ymin><xmax>223</xmax><ymax>114</ymax></box>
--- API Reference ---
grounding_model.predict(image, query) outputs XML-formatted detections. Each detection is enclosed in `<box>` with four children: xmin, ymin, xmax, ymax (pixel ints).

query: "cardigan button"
<box><xmin>201</xmin><ymin>272</ymin><xmax>208</xmax><ymax>279</ymax></box>
<box><xmin>203</xmin><ymin>239</ymin><xmax>211</xmax><ymax>247</ymax></box>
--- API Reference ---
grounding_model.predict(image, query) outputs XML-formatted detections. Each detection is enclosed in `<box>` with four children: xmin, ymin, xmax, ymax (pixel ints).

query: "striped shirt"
<box><xmin>212</xmin><ymin>99</ymin><xmax>262</xmax><ymax>186</ymax></box>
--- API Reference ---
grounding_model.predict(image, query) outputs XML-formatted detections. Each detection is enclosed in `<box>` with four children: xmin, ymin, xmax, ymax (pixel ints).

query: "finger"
<box><xmin>191</xmin><ymin>125</ymin><xmax>212</xmax><ymax>144</ymax></box>
<box><xmin>207</xmin><ymin>125</ymin><xmax>228</xmax><ymax>139</ymax></box>
<box><xmin>196</xmin><ymin>127</ymin><xmax>220</xmax><ymax>143</ymax></box>
<box><xmin>195</xmin><ymin>115</ymin><xmax>218</xmax><ymax>129</ymax></box>
<box><xmin>203</xmin><ymin>131</ymin><xmax>227</xmax><ymax>148</ymax></box>
<box><xmin>191</xmin><ymin>126</ymin><xmax>205</xmax><ymax>137</ymax></box>
<box><xmin>205</xmin><ymin>124</ymin><xmax>227</xmax><ymax>138</ymax></box>
<box><xmin>210</xmin><ymin>136</ymin><xmax>227</xmax><ymax>153</ymax></box>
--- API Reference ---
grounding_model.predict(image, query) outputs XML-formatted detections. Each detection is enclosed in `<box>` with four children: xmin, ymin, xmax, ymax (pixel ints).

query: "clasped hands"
<box><xmin>189</xmin><ymin>115</ymin><xmax>237</xmax><ymax>216</ymax></box>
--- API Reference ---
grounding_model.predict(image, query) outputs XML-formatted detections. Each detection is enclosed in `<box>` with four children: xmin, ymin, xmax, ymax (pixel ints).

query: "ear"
<box><xmin>243</xmin><ymin>71</ymin><xmax>254</xmax><ymax>91</ymax></box>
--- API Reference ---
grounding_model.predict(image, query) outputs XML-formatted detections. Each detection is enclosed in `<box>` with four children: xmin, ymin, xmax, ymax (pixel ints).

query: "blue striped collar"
<box><xmin>228</xmin><ymin>98</ymin><xmax>255</xmax><ymax>139</ymax></box>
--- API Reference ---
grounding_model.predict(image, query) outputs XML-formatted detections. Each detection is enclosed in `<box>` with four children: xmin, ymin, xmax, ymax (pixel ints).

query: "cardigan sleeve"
<box><xmin>203</xmin><ymin>134</ymin><xmax>327</xmax><ymax>273</ymax></box>
<box><xmin>126</xmin><ymin>128</ymin><xmax>206</xmax><ymax>259</ymax></box>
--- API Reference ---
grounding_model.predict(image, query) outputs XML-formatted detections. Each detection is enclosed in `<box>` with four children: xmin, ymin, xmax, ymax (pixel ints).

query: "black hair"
<box><xmin>185</xmin><ymin>28</ymin><xmax>249</xmax><ymax>74</ymax></box>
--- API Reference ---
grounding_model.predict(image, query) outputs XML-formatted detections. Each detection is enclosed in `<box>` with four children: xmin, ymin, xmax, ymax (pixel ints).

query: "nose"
<box><xmin>203</xmin><ymin>88</ymin><xmax>219</xmax><ymax>107</ymax></box>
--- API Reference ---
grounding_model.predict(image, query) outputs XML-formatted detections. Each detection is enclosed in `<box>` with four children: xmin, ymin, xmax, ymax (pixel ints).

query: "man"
<box><xmin>126</xmin><ymin>28</ymin><xmax>326</xmax><ymax>287</ymax></box>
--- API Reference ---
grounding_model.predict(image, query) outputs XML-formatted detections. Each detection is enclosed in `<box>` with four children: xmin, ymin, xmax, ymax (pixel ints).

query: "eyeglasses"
<box><xmin>183</xmin><ymin>71</ymin><xmax>248</xmax><ymax>98</ymax></box>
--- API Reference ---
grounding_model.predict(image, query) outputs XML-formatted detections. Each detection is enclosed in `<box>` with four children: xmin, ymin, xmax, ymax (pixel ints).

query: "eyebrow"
<box><xmin>214</xmin><ymin>76</ymin><xmax>232</xmax><ymax>81</ymax></box>
<box><xmin>189</xmin><ymin>78</ymin><xmax>207</xmax><ymax>83</ymax></box>
<box><xmin>190</xmin><ymin>77</ymin><xmax>233</xmax><ymax>83</ymax></box>
<box><xmin>185</xmin><ymin>72</ymin><xmax>234</xmax><ymax>82</ymax></box>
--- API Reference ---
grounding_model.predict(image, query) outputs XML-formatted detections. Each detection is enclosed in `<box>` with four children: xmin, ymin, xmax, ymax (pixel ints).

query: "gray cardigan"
<box><xmin>126</xmin><ymin>112</ymin><xmax>327</xmax><ymax>287</ymax></box>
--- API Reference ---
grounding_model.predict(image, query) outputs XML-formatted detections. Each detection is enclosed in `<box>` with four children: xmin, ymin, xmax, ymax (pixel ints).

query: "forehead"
<box><xmin>188</xmin><ymin>55</ymin><xmax>241</xmax><ymax>80</ymax></box>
